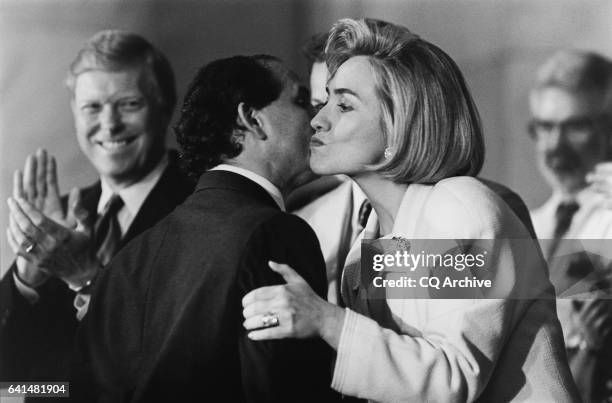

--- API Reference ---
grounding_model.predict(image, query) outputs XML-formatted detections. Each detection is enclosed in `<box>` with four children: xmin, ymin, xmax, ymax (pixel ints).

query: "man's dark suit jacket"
<box><xmin>0</xmin><ymin>152</ymin><xmax>194</xmax><ymax>385</ymax></box>
<box><xmin>73</xmin><ymin>171</ymin><xmax>339</xmax><ymax>402</ymax></box>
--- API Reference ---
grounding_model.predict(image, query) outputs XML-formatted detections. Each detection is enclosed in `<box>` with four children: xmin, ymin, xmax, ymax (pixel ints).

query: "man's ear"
<box><xmin>237</xmin><ymin>102</ymin><xmax>267</xmax><ymax>140</ymax></box>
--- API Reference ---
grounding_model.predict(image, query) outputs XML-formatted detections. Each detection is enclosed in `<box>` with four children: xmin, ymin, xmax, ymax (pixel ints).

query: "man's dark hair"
<box><xmin>301</xmin><ymin>32</ymin><xmax>328</xmax><ymax>71</ymax></box>
<box><xmin>175</xmin><ymin>55</ymin><xmax>283</xmax><ymax>178</ymax></box>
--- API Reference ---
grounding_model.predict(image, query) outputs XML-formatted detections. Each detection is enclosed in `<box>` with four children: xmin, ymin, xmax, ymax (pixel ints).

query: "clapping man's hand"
<box><xmin>588</xmin><ymin>162</ymin><xmax>612</xmax><ymax>209</ymax></box>
<box><xmin>572</xmin><ymin>297</ymin><xmax>612</xmax><ymax>351</ymax></box>
<box><xmin>6</xmin><ymin>149</ymin><xmax>100</xmax><ymax>290</ymax></box>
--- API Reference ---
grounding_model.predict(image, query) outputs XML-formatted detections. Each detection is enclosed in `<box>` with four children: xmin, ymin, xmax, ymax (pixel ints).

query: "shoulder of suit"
<box><xmin>420</xmin><ymin>176</ymin><xmax>509</xmax><ymax>238</ymax></box>
<box><xmin>429</xmin><ymin>176</ymin><xmax>499</xmax><ymax>206</ymax></box>
<box><xmin>240</xmin><ymin>211</ymin><xmax>319</xmax><ymax>254</ymax></box>
<box><xmin>259</xmin><ymin>210</ymin><xmax>317</xmax><ymax>238</ymax></box>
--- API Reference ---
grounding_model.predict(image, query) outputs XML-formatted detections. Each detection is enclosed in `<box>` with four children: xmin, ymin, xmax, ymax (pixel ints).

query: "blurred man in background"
<box><xmin>292</xmin><ymin>33</ymin><xmax>370</xmax><ymax>304</ymax></box>
<box><xmin>528</xmin><ymin>50</ymin><xmax>612</xmax><ymax>402</ymax></box>
<box><xmin>0</xmin><ymin>30</ymin><xmax>194</xmax><ymax>385</ymax></box>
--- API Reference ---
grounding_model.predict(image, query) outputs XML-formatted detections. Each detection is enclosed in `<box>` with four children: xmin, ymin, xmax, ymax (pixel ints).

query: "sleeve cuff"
<box><xmin>331</xmin><ymin>308</ymin><xmax>365</xmax><ymax>393</ymax></box>
<box><xmin>12</xmin><ymin>271</ymin><xmax>40</xmax><ymax>305</ymax></box>
<box><xmin>73</xmin><ymin>292</ymin><xmax>91</xmax><ymax>321</ymax></box>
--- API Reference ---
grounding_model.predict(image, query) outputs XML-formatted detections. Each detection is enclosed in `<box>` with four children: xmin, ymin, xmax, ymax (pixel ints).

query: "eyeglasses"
<box><xmin>527</xmin><ymin>117</ymin><xmax>601</xmax><ymax>145</ymax></box>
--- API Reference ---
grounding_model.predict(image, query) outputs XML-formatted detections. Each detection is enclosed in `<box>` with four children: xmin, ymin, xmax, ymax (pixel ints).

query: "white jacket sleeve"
<box><xmin>332</xmin><ymin>178</ymin><xmax>575</xmax><ymax>402</ymax></box>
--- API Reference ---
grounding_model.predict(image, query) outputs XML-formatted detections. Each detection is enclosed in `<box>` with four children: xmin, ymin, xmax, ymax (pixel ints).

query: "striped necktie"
<box><xmin>94</xmin><ymin>194</ymin><xmax>124</xmax><ymax>266</ymax></box>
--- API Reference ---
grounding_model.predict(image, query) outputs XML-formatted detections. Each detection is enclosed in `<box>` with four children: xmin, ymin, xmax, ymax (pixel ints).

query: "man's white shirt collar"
<box><xmin>211</xmin><ymin>164</ymin><xmax>285</xmax><ymax>211</ymax></box>
<box><xmin>98</xmin><ymin>153</ymin><xmax>169</xmax><ymax>235</ymax></box>
<box><xmin>550</xmin><ymin>186</ymin><xmax>604</xmax><ymax>208</ymax></box>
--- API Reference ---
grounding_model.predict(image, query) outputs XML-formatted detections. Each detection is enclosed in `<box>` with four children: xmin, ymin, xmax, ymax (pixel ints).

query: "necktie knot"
<box><xmin>103</xmin><ymin>194</ymin><xmax>124</xmax><ymax>216</ymax></box>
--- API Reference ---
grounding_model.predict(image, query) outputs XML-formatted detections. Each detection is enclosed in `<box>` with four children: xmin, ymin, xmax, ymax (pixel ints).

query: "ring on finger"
<box><xmin>261</xmin><ymin>312</ymin><xmax>280</xmax><ymax>328</ymax></box>
<box><xmin>23</xmin><ymin>241</ymin><xmax>36</xmax><ymax>254</ymax></box>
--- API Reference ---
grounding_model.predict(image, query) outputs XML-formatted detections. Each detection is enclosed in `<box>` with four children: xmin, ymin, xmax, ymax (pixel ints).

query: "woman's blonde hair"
<box><xmin>326</xmin><ymin>18</ymin><xmax>484</xmax><ymax>183</ymax></box>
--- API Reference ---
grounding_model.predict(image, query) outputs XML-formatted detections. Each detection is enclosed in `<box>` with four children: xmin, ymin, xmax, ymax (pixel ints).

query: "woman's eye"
<box><xmin>338</xmin><ymin>103</ymin><xmax>353</xmax><ymax>112</ymax></box>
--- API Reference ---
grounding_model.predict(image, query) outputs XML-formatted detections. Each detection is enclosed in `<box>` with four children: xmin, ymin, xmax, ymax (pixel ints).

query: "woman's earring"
<box><xmin>384</xmin><ymin>147</ymin><xmax>393</xmax><ymax>160</ymax></box>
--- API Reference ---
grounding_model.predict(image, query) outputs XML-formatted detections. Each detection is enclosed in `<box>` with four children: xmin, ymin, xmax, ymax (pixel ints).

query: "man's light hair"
<box><xmin>533</xmin><ymin>50</ymin><xmax>612</xmax><ymax>119</ymax></box>
<box><xmin>66</xmin><ymin>30</ymin><xmax>176</xmax><ymax>115</ymax></box>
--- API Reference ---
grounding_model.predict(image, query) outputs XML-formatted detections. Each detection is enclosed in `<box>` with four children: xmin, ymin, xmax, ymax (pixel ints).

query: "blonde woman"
<box><xmin>242</xmin><ymin>18</ymin><xmax>579</xmax><ymax>402</ymax></box>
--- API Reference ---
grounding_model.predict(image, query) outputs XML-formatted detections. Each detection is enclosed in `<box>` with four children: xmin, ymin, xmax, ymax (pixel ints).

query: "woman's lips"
<box><xmin>310</xmin><ymin>137</ymin><xmax>325</xmax><ymax>147</ymax></box>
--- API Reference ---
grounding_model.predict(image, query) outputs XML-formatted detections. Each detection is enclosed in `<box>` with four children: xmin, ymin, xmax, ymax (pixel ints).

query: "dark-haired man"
<box><xmin>301</xmin><ymin>32</ymin><xmax>329</xmax><ymax>110</ymax></box>
<box><xmin>0</xmin><ymin>30</ymin><xmax>194</xmax><ymax>385</ymax></box>
<box><xmin>74</xmin><ymin>55</ymin><xmax>339</xmax><ymax>402</ymax></box>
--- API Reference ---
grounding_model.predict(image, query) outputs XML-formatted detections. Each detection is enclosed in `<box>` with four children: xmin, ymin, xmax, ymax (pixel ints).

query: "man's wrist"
<box><xmin>578</xmin><ymin>337</ymin><xmax>603</xmax><ymax>353</ymax></box>
<box><xmin>14</xmin><ymin>259</ymin><xmax>49</xmax><ymax>288</ymax></box>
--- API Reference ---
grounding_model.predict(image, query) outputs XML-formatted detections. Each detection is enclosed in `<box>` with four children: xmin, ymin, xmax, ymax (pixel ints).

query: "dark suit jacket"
<box><xmin>0</xmin><ymin>152</ymin><xmax>194</xmax><ymax>385</ymax></box>
<box><xmin>73</xmin><ymin>171</ymin><xmax>339</xmax><ymax>403</ymax></box>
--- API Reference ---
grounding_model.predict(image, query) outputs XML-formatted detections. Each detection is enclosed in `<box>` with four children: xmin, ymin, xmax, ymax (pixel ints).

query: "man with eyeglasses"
<box><xmin>528</xmin><ymin>50</ymin><xmax>612</xmax><ymax>402</ymax></box>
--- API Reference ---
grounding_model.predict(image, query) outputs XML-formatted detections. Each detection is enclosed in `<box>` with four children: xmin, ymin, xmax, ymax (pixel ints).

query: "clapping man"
<box><xmin>0</xmin><ymin>30</ymin><xmax>194</xmax><ymax>384</ymax></box>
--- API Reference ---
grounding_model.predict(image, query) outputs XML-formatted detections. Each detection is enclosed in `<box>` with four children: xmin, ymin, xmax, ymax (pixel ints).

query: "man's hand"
<box><xmin>587</xmin><ymin>162</ymin><xmax>612</xmax><ymax>209</ymax></box>
<box><xmin>18</xmin><ymin>149</ymin><xmax>65</xmax><ymax>223</ymax></box>
<box><xmin>7</xmin><ymin>193</ymin><xmax>100</xmax><ymax>289</ymax></box>
<box><xmin>572</xmin><ymin>298</ymin><xmax>612</xmax><ymax>351</ymax></box>
<box><xmin>6</xmin><ymin>149</ymin><xmax>99</xmax><ymax>289</ymax></box>
<box><xmin>10</xmin><ymin>149</ymin><xmax>64</xmax><ymax>286</ymax></box>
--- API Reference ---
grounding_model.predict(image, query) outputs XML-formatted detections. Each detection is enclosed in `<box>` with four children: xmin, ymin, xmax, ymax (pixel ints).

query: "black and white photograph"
<box><xmin>1</xmin><ymin>1</ymin><xmax>612</xmax><ymax>402</ymax></box>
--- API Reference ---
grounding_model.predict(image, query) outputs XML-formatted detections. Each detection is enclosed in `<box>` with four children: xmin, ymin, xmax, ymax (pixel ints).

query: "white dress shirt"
<box><xmin>98</xmin><ymin>154</ymin><xmax>169</xmax><ymax>236</ymax></box>
<box><xmin>531</xmin><ymin>187</ymin><xmax>612</xmax><ymax>241</ymax></box>
<box><xmin>530</xmin><ymin>187</ymin><xmax>612</xmax><ymax>349</ymax></box>
<box><xmin>295</xmin><ymin>176</ymin><xmax>369</xmax><ymax>303</ymax></box>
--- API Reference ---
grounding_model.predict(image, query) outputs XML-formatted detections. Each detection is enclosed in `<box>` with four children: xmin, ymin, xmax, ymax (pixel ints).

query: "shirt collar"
<box><xmin>550</xmin><ymin>186</ymin><xmax>604</xmax><ymax>209</ymax></box>
<box><xmin>211</xmin><ymin>164</ymin><xmax>285</xmax><ymax>211</ymax></box>
<box><xmin>351</xmin><ymin>181</ymin><xmax>367</xmax><ymax>219</ymax></box>
<box><xmin>98</xmin><ymin>153</ymin><xmax>169</xmax><ymax>215</ymax></box>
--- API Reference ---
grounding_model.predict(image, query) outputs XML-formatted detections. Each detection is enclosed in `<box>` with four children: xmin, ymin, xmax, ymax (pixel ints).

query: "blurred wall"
<box><xmin>2</xmin><ymin>0</ymin><xmax>612</xmax><ymax>274</ymax></box>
